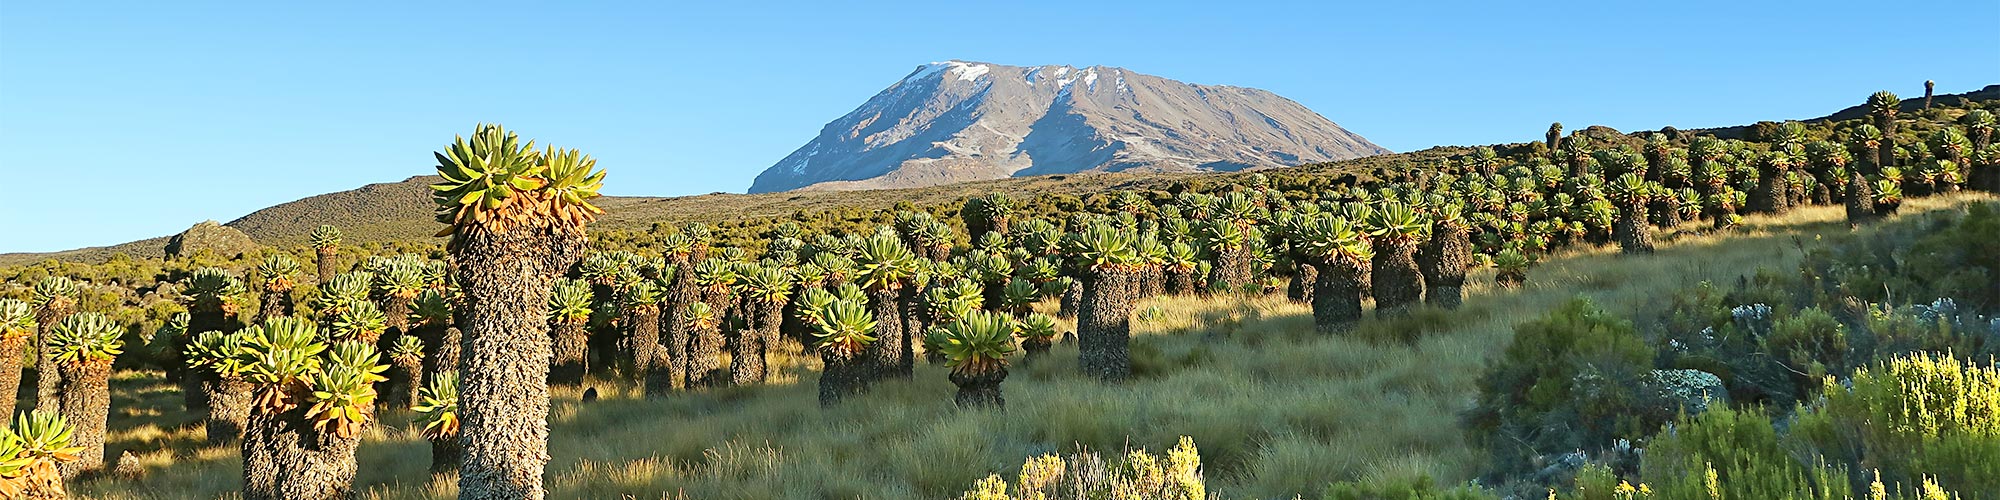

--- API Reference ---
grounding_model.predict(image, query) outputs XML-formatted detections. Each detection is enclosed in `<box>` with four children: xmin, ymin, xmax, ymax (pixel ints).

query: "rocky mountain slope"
<box><xmin>749</xmin><ymin>61</ymin><xmax>1388</xmax><ymax>193</ymax></box>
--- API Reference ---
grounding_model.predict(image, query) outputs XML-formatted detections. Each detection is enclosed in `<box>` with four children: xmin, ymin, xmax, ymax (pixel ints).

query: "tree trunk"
<box><xmin>256</xmin><ymin>288</ymin><xmax>292</xmax><ymax>324</ymax></box>
<box><xmin>728</xmin><ymin>309</ymin><xmax>764</xmax><ymax>387</ymax></box>
<box><xmin>1058</xmin><ymin>279</ymin><xmax>1084</xmax><ymax>320</ymax></box>
<box><xmin>241</xmin><ymin>406</ymin><xmax>366</xmax><ymax>500</ymax></box>
<box><xmin>660</xmin><ymin>259</ymin><xmax>698</xmax><ymax>391</ymax></box>
<box><xmin>817</xmin><ymin>351</ymin><xmax>866</xmax><ymax>407</ymax></box>
<box><xmin>1311</xmin><ymin>261</ymin><xmax>1365</xmax><ymax>334</ymax></box>
<box><xmin>1371</xmin><ymin>239</ymin><xmax>1424</xmax><ymax>316</ymax></box>
<box><xmin>1166</xmin><ymin>266</ymin><xmax>1200</xmax><ymax>296</ymax></box>
<box><xmin>33</xmin><ymin>300</ymin><xmax>72</xmax><ymax>414</ymax></box>
<box><xmin>950</xmin><ymin>368</ymin><xmax>1007</xmax><ymax>409</ymax></box>
<box><xmin>862</xmin><ymin>288</ymin><xmax>905</xmax><ymax>382</ymax></box>
<box><xmin>1078</xmin><ymin>267</ymin><xmax>1136</xmax><ymax>382</ymax></box>
<box><xmin>1210</xmin><ymin>246</ymin><xmax>1252</xmax><ymax>293</ymax></box>
<box><xmin>895</xmin><ymin>287</ymin><xmax>918</xmax><ymax>376</ymax></box>
<box><xmin>1021</xmin><ymin>338</ymin><xmax>1052</xmax><ymax>361</ymax></box>
<box><xmin>619</xmin><ymin>307</ymin><xmax>660</xmax><ymax>380</ymax></box>
<box><xmin>203</xmin><ymin>375</ymin><xmax>253</xmax><ymax>445</ymax></box>
<box><xmin>1846</xmin><ymin>172</ymin><xmax>1877</xmax><ymax>228</ymax></box>
<box><xmin>1615</xmin><ymin>204</ymin><xmax>1656</xmax><ymax>254</ymax></box>
<box><xmin>422</xmin><ymin>326</ymin><xmax>461</xmax><ymax>386</ymax></box>
<box><xmin>388</xmin><ymin>354</ymin><xmax>423</xmax><ymax>412</ymax></box>
<box><xmin>1419</xmin><ymin>225</ymin><xmax>1470</xmax><ymax>310</ymax></box>
<box><xmin>450</xmin><ymin>223</ymin><xmax>582</xmax><ymax>500</ymax></box>
<box><xmin>548</xmin><ymin>320</ymin><xmax>589</xmax><ymax>385</ymax></box>
<box><xmin>316</xmin><ymin>247</ymin><xmax>337</xmax><ymax>285</ymax></box>
<box><xmin>1285</xmin><ymin>263</ymin><xmax>1315</xmax><ymax>305</ymax></box>
<box><xmin>686</xmin><ymin>320</ymin><xmax>723</xmax><ymax>388</ymax></box>
<box><xmin>0</xmin><ymin>334</ymin><xmax>26</xmax><ymax>422</ymax></box>
<box><xmin>55</xmin><ymin>361</ymin><xmax>111</xmax><ymax>479</ymax></box>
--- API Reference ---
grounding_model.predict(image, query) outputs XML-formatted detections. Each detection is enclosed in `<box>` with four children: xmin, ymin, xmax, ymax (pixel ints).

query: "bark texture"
<box><xmin>55</xmin><ymin>361</ymin><xmax>111</xmax><ymax>479</ymax></box>
<box><xmin>1311</xmin><ymin>261</ymin><xmax>1366</xmax><ymax>334</ymax></box>
<box><xmin>1615</xmin><ymin>203</ymin><xmax>1656</xmax><ymax>254</ymax></box>
<box><xmin>451</xmin><ymin>222</ymin><xmax>583</xmax><ymax>500</ymax></box>
<box><xmin>241</xmin><ymin>407</ymin><xmax>366</xmax><ymax>500</ymax></box>
<box><xmin>548</xmin><ymin>320</ymin><xmax>589</xmax><ymax>385</ymax></box>
<box><xmin>202</xmin><ymin>376</ymin><xmax>253</xmax><ymax>445</ymax></box>
<box><xmin>1418</xmin><ymin>225</ymin><xmax>1470</xmax><ymax>310</ymax></box>
<box><xmin>316</xmin><ymin>247</ymin><xmax>338</xmax><ymax>284</ymax></box>
<box><xmin>33</xmin><ymin>299</ymin><xmax>72</xmax><ymax>414</ymax></box>
<box><xmin>951</xmin><ymin>368</ymin><xmax>1007</xmax><ymax>409</ymax></box>
<box><xmin>862</xmin><ymin>288</ymin><xmax>906</xmax><ymax>382</ymax></box>
<box><xmin>1846</xmin><ymin>172</ymin><xmax>1878</xmax><ymax>227</ymax></box>
<box><xmin>0</xmin><ymin>335</ymin><xmax>26</xmax><ymax>422</ymax></box>
<box><xmin>619</xmin><ymin>307</ymin><xmax>661</xmax><ymax>379</ymax></box>
<box><xmin>1371</xmin><ymin>239</ymin><xmax>1424</xmax><ymax>316</ymax></box>
<box><xmin>1078</xmin><ymin>268</ymin><xmax>1136</xmax><ymax>382</ymax></box>
<box><xmin>817</xmin><ymin>351</ymin><xmax>867</xmax><ymax>407</ymax></box>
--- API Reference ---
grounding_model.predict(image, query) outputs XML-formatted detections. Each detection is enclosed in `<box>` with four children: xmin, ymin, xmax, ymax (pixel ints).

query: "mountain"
<box><xmin>748</xmin><ymin>61</ymin><xmax>1388</xmax><ymax>193</ymax></box>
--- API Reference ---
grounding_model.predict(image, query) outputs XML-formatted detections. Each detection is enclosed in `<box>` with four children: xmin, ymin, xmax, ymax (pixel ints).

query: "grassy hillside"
<box><xmin>70</xmin><ymin>193</ymin><xmax>1989</xmax><ymax>500</ymax></box>
<box><xmin>0</xmin><ymin>145</ymin><xmax>1470</xmax><ymax>268</ymax></box>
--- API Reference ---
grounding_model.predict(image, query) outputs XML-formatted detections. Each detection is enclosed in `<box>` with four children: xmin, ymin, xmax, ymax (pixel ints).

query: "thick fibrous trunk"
<box><xmin>1021</xmin><ymin>338</ymin><xmax>1052</xmax><ymax>360</ymax></box>
<box><xmin>203</xmin><ymin>375</ymin><xmax>253</xmax><ymax>445</ymax></box>
<box><xmin>1846</xmin><ymin>173</ymin><xmax>1876</xmax><ymax>226</ymax></box>
<box><xmin>33</xmin><ymin>300</ymin><xmax>72</xmax><ymax>414</ymax></box>
<box><xmin>55</xmin><ymin>361</ymin><xmax>111</xmax><ymax>479</ymax></box>
<box><xmin>549</xmin><ymin>320</ymin><xmax>589</xmax><ymax>385</ymax></box>
<box><xmin>419</xmin><ymin>325</ymin><xmax>460</xmax><ymax>386</ymax></box>
<box><xmin>896</xmin><ymin>287</ymin><xmax>919</xmax><ymax>376</ymax></box>
<box><xmin>1615</xmin><ymin>204</ymin><xmax>1656</xmax><ymax>254</ymax></box>
<box><xmin>862</xmin><ymin>288</ymin><xmax>906</xmax><ymax>382</ymax></box>
<box><xmin>1166</xmin><ymin>266</ymin><xmax>1200</xmax><ymax>296</ymax></box>
<box><xmin>1311</xmin><ymin>261</ymin><xmax>1366</xmax><ymax>333</ymax></box>
<box><xmin>1286</xmin><ymin>263</ymin><xmax>1317</xmax><ymax>305</ymax></box>
<box><xmin>256</xmin><ymin>288</ymin><xmax>292</xmax><ymax>323</ymax></box>
<box><xmin>1210</xmin><ymin>246</ymin><xmax>1252</xmax><ymax>293</ymax></box>
<box><xmin>316</xmin><ymin>247</ymin><xmax>337</xmax><ymax>284</ymax></box>
<box><xmin>241</xmin><ymin>406</ymin><xmax>365</xmax><ymax>500</ymax></box>
<box><xmin>388</xmin><ymin>354</ymin><xmax>423</xmax><ymax>411</ymax></box>
<box><xmin>950</xmin><ymin>369</ymin><xmax>1007</xmax><ymax>409</ymax></box>
<box><xmin>728</xmin><ymin>303</ymin><xmax>766</xmax><ymax>387</ymax></box>
<box><xmin>1058</xmin><ymin>280</ymin><xmax>1084</xmax><ymax>320</ymax></box>
<box><xmin>382</xmin><ymin>295</ymin><xmax>414</xmax><ymax>338</ymax></box>
<box><xmin>660</xmin><ymin>257</ymin><xmax>698</xmax><ymax>391</ymax></box>
<box><xmin>686</xmin><ymin>320</ymin><xmax>723</xmax><ymax>388</ymax></box>
<box><xmin>620</xmin><ymin>307</ymin><xmax>660</xmax><ymax>379</ymax></box>
<box><xmin>1751</xmin><ymin>173</ymin><xmax>1787</xmax><ymax>213</ymax></box>
<box><xmin>0</xmin><ymin>335</ymin><xmax>26</xmax><ymax>422</ymax></box>
<box><xmin>1371</xmin><ymin>239</ymin><xmax>1424</xmax><ymax>316</ymax></box>
<box><xmin>1138</xmin><ymin>266</ymin><xmax>1165</xmax><ymax>299</ymax></box>
<box><xmin>1078</xmin><ymin>267</ymin><xmax>1136</xmax><ymax>382</ymax></box>
<box><xmin>450</xmin><ymin>223</ymin><xmax>583</xmax><ymax>500</ymax></box>
<box><xmin>1418</xmin><ymin>225</ymin><xmax>1470</xmax><ymax>310</ymax></box>
<box><xmin>817</xmin><ymin>351</ymin><xmax>866</xmax><ymax>407</ymax></box>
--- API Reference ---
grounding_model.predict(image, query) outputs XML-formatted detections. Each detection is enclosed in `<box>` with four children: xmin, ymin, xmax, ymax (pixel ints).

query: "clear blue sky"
<box><xmin>2</xmin><ymin>0</ymin><xmax>1995</xmax><ymax>253</ymax></box>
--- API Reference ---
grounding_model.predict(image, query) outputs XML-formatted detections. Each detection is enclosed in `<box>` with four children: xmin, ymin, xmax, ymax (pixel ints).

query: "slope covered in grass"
<box><xmin>71</xmin><ymin>191</ymin><xmax>1988</xmax><ymax>499</ymax></box>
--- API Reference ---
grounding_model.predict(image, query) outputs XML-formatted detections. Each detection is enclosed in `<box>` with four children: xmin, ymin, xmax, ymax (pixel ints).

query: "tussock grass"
<box><xmin>72</xmin><ymin>194</ymin><xmax>1991</xmax><ymax>499</ymax></box>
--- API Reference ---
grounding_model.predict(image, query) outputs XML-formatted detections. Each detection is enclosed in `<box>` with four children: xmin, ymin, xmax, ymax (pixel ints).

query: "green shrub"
<box><xmin>1470</xmin><ymin>297</ymin><xmax>1656</xmax><ymax>474</ymax></box>
<box><xmin>1641</xmin><ymin>405</ymin><xmax>1852</xmax><ymax>500</ymax></box>
<box><xmin>1321</xmin><ymin>475</ymin><xmax>1492</xmax><ymax>500</ymax></box>
<box><xmin>958</xmin><ymin>436</ymin><xmax>1207</xmax><ymax>500</ymax></box>
<box><xmin>1792</xmin><ymin>351</ymin><xmax>2000</xmax><ymax>496</ymax></box>
<box><xmin>1764</xmin><ymin>308</ymin><xmax>1849</xmax><ymax>396</ymax></box>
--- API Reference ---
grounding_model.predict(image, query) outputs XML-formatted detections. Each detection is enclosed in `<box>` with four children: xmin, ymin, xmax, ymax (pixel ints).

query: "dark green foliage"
<box><xmin>1470</xmin><ymin>297</ymin><xmax>1656</xmax><ymax>475</ymax></box>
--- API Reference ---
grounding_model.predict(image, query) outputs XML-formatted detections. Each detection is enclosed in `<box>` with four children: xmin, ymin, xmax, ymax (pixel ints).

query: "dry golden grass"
<box><xmin>72</xmin><ymin>194</ymin><xmax>1992</xmax><ymax>499</ymax></box>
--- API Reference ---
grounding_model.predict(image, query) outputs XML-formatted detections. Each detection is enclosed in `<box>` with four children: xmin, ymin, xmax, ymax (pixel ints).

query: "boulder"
<box><xmin>163</xmin><ymin>220</ymin><xmax>260</xmax><ymax>259</ymax></box>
